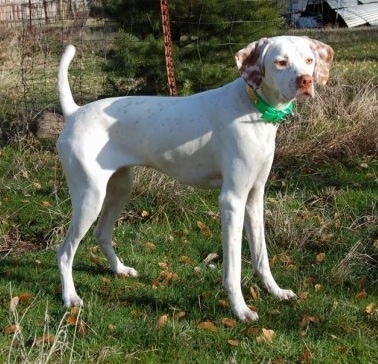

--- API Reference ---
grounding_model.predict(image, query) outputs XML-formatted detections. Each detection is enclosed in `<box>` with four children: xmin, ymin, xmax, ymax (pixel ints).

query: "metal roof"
<box><xmin>327</xmin><ymin>0</ymin><xmax>378</xmax><ymax>8</ymax></box>
<box><xmin>327</xmin><ymin>0</ymin><xmax>359</xmax><ymax>8</ymax></box>
<box><xmin>334</xmin><ymin>2</ymin><xmax>378</xmax><ymax>27</ymax></box>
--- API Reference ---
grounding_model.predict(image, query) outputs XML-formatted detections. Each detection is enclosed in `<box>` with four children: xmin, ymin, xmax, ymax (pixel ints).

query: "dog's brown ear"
<box><xmin>307</xmin><ymin>38</ymin><xmax>334</xmax><ymax>86</ymax></box>
<box><xmin>235</xmin><ymin>38</ymin><xmax>270</xmax><ymax>88</ymax></box>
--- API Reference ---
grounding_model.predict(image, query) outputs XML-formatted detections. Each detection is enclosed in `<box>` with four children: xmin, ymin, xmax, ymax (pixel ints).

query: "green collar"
<box><xmin>246</xmin><ymin>85</ymin><xmax>294</xmax><ymax>124</ymax></box>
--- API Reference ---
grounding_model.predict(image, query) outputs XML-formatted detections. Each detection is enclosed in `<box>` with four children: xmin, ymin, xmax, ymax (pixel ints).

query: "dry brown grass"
<box><xmin>276</xmin><ymin>72</ymin><xmax>378</xmax><ymax>163</ymax></box>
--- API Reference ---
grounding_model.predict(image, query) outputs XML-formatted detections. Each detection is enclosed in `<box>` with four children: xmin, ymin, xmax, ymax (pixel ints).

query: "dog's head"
<box><xmin>235</xmin><ymin>36</ymin><xmax>334</xmax><ymax>101</ymax></box>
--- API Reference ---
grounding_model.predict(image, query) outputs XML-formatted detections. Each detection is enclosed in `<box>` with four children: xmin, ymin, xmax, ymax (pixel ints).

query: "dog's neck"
<box><xmin>257</xmin><ymin>82</ymin><xmax>294</xmax><ymax>110</ymax></box>
<box><xmin>245</xmin><ymin>83</ymin><xmax>294</xmax><ymax>124</ymax></box>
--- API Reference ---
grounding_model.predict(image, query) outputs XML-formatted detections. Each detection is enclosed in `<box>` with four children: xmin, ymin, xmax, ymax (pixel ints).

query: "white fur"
<box><xmin>56</xmin><ymin>36</ymin><xmax>333</xmax><ymax>321</ymax></box>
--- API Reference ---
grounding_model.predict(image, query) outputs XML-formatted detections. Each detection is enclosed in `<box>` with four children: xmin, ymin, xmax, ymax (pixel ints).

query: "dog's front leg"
<box><xmin>244</xmin><ymin>185</ymin><xmax>297</xmax><ymax>301</ymax></box>
<box><xmin>220</xmin><ymin>188</ymin><xmax>259</xmax><ymax>321</ymax></box>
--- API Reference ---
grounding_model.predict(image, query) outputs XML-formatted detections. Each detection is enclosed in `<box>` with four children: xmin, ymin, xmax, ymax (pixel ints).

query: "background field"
<box><xmin>0</xmin><ymin>22</ymin><xmax>377</xmax><ymax>364</ymax></box>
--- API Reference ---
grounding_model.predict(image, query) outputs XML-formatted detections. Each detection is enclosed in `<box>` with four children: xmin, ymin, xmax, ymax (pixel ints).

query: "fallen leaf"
<box><xmin>70</xmin><ymin>306</ymin><xmax>81</xmax><ymax>317</ymax></box>
<box><xmin>66</xmin><ymin>306</ymin><xmax>84</xmax><ymax>331</ymax></box>
<box><xmin>218</xmin><ymin>299</ymin><xmax>229</xmax><ymax>308</ymax></box>
<box><xmin>302</xmin><ymin>277</ymin><xmax>314</xmax><ymax>288</ymax></box>
<box><xmin>101</xmin><ymin>277</ymin><xmax>111</xmax><ymax>285</ymax></box>
<box><xmin>140</xmin><ymin>210</ymin><xmax>149</xmax><ymax>218</ymax></box>
<box><xmin>108</xmin><ymin>324</ymin><xmax>117</xmax><ymax>332</ymax></box>
<box><xmin>89</xmin><ymin>252</ymin><xmax>99</xmax><ymax>265</ymax></box>
<box><xmin>257</xmin><ymin>328</ymin><xmax>275</xmax><ymax>343</ymax></box>
<box><xmin>35</xmin><ymin>334</ymin><xmax>55</xmax><ymax>346</ymax></box>
<box><xmin>314</xmin><ymin>284</ymin><xmax>323</xmax><ymax>292</ymax></box>
<box><xmin>198</xmin><ymin>321</ymin><xmax>218</xmax><ymax>332</ymax></box>
<box><xmin>279</xmin><ymin>253</ymin><xmax>292</xmax><ymax>264</ymax></box>
<box><xmin>271</xmin><ymin>359</ymin><xmax>285</xmax><ymax>364</ymax></box>
<box><xmin>9</xmin><ymin>296</ymin><xmax>19</xmax><ymax>313</ymax></box>
<box><xmin>298</xmin><ymin>291</ymin><xmax>310</xmax><ymax>301</ymax></box>
<box><xmin>227</xmin><ymin>339</ymin><xmax>239</xmax><ymax>346</ymax></box>
<box><xmin>270</xmin><ymin>255</ymin><xmax>278</xmax><ymax>266</ymax></box>
<box><xmin>66</xmin><ymin>315</ymin><xmax>78</xmax><ymax>326</ymax></box>
<box><xmin>286</xmin><ymin>263</ymin><xmax>297</xmax><ymax>271</ymax></box>
<box><xmin>130</xmin><ymin>310</ymin><xmax>146</xmax><ymax>318</ymax></box>
<box><xmin>220</xmin><ymin>317</ymin><xmax>237</xmax><ymax>328</ymax></box>
<box><xmin>243</xmin><ymin>326</ymin><xmax>259</xmax><ymax>338</ymax></box>
<box><xmin>203</xmin><ymin>253</ymin><xmax>218</xmax><ymax>265</ymax></box>
<box><xmin>18</xmin><ymin>292</ymin><xmax>33</xmax><ymax>304</ymax></box>
<box><xmin>152</xmin><ymin>279</ymin><xmax>162</xmax><ymax>289</ymax></box>
<box><xmin>250</xmin><ymin>285</ymin><xmax>259</xmax><ymax>300</ymax></box>
<box><xmin>158</xmin><ymin>262</ymin><xmax>169</xmax><ymax>269</ymax></box>
<box><xmin>179</xmin><ymin>255</ymin><xmax>192</xmax><ymax>264</ymax></box>
<box><xmin>365</xmin><ymin>173</ymin><xmax>375</xmax><ymax>179</ymax></box>
<box><xmin>300</xmin><ymin>314</ymin><xmax>320</xmax><ymax>328</ymax></box>
<box><xmin>298</xmin><ymin>329</ymin><xmax>307</xmax><ymax>338</ymax></box>
<box><xmin>174</xmin><ymin>311</ymin><xmax>186</xmax><ymax>319</ymax></box>
<box><xmin>303</xmin><ymin>348</ymin><xmax>312</xmax><ymax>363</ymax></box>
<box><xmin>197</xmin><ymin>221</ymin><xmax>212</xmax><ymax>237</ymax></box>
<box><xmin>159</xmin><ymin>270</ymin><xmax>179</xmax><ymax>285</ymax></box>
<box><xmin>365</xmin><ymin>302</ymin><xmax>375</xmax><ymax>315</ymax></box>
<box><xmin>337</xmin><ymin>346</ymin><xmax>349</xmax><ymax>354</ymax></box>
<box><xmin>156</xmin><ymin>314</ymin><xmax>169</xmax><ymax>327</ymax></box>
<box><xmin>355</xmin><ymin>290</ymin><xmax>368</xmax><ymax>299</ymax></box>
<box><xmin>193</xmin><ymin>266</ymin><xmax>201</xmax><ymax>277</ymax></box>
<box><xmin>4</xmin><ymin>324</ymin><xmax>22</xmax><ymax>334</ymax></box>
<box><xmin>248</xmin><ymin>304</ymin><xmax>258</xmax><ymax>312</ymax></box>
<box><xmin>144</xmin><ymin>242</ymin><xmax>156</xmax><ymax>252</ymax></box>
<box><xmin>316</xmin><ymin>253</ymin><xmax>325</xmax><ymax>264</ymax></box>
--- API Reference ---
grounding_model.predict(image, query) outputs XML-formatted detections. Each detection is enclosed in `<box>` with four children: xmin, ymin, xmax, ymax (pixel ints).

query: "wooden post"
<box><xmin>160</xmin><ymin>0</ymin><xmax>177</xmax><ymax>96</ymax></box>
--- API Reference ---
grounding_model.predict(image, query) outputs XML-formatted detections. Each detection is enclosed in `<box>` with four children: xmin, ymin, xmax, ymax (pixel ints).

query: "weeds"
<box><xmin>276</xmin><ymin>73</ymin><xmax>378</xmax><ymax>162</ymax></box>
<box><xmin>5</xmin><ymin>289</ymin><xmax>83</xmax><ymax>364</ymax></box>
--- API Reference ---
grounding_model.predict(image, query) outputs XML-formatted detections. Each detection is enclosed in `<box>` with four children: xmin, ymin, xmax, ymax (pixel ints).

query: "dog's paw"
<box><xmin>117</xmin><ymin>266</ymin><xmax>138</xmax><ymax>277</ymax></box>
<box><xmin>232</xmin><ymin>304</ymin><xmax>259</xmax><ymax>322</ymax></box>
<box><xmin>63</xmin><ymin>293</ymin><xmax>83</xmax><ymax>308</ymax></box>
<box><xmin>276</xmin><ymin>288</ymin><xmax>297</xmax><ymax>301</ymax></box>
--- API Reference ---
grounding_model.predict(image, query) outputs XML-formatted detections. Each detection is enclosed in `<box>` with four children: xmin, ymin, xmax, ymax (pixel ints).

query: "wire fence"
<box><xmin>0</xmin><ymin>0</ymin><xmax>286</xmax><ymax>141</ymax></box>
<box><xmin>0</xmin><ymin>0</ymin><xmax>117</xmax><ymax>140</ymax></box>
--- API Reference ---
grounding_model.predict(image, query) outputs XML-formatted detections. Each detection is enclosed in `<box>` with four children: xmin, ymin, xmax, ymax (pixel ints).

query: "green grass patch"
<box><xmin>1</xmin><ymin>143</ymin><xmax>377</xmax><ymax>363</ymax></box>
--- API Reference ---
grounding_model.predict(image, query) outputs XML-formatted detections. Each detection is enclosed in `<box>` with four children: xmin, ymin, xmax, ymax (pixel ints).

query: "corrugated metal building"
<box><xmin>328</xmin><ymin>0</ymin><xmax>378</xmax><ymax>27</ymax></box>
<box><xmin>288</xmin><ymin>0</ymin><xmax>378</xmax><ymax>27</ymax></box>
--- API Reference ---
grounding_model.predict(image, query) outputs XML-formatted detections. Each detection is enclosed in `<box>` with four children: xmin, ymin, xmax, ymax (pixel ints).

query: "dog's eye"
<box><xmin>275</xmin><ymin>59</ymin><xmax>288</xmax><ymax>67</ymax></box>
<box><xmin>305</xmin><ymin>58</ymin><xmax>314</xmax><ymax>64</ymax></box>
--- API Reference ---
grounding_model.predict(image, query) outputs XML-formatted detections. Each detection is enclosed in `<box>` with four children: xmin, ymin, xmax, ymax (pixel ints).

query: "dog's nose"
<box><xmin>297</xmin><ymin>75</ymin><xmax>313</xmax><ymax>89</ymax></box>
<box><xmin>296</xmin><ymin>75</ymin><xmax>314</xmax><ymax>97</ymax></box>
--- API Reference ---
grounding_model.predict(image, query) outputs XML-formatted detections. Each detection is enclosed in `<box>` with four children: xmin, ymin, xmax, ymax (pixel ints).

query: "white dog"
<box><xmin>57</xmin><ymin>36</ymin><xmax>333</xmax><ymax>321</ymax></box>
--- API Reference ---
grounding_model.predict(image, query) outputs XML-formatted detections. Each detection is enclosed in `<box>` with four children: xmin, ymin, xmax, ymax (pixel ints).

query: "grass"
<box><xmin>1</xmin><ymin>28</ymin><xmax>378</xmax><ymax>363</ymax></box>
<box><xmin>0</xmin><ymin>145</ymin><xmax>377</xmax><ymax>363</ymax></box>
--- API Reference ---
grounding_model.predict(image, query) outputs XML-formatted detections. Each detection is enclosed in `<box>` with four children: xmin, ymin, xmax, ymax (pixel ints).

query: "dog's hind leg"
<box><xmin>94</xmin><ymin>167</ymin><xmax>138</xmax><ymax>277</ymax></box>
<box><xmin>58</xmin><ymin>173</ymin><xmax>108</xmax><ymax>307</ymax></box>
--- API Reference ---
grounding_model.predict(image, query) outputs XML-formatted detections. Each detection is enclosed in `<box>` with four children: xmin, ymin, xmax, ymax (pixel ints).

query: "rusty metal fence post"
<box><xmin>160</xmin><ymin>0</ymin><xmax>177</xmax><ymax>96</ymax></box>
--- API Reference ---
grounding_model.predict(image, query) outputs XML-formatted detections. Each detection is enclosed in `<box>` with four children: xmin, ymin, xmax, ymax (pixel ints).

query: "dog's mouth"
<box><xmin>296</xmin><ymin>88</ymin><xmax>314</xmax><ymax>98</ymax></box>
<box><xmin>281</xmin><ymin>87</ymin><xmax>314</xmax><ymax>102</ymax></box>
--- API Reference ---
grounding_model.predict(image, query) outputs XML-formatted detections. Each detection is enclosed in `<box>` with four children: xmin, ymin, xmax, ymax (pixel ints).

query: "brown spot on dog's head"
<box><xmin>307</xmin><ymin>38</ymin><xmax>334</xmax><ymax>85</ymax></box>
<box><xmin>235</xmin><ymin>38</ymin><xmax>270</xmax><ymax>88</ymax></box>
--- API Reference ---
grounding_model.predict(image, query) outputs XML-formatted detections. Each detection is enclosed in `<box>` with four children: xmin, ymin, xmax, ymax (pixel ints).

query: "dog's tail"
<box><xmin>58</xmin><ymin>44</ymin><xmax>79</xmax><ymax>116</ymax></box>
